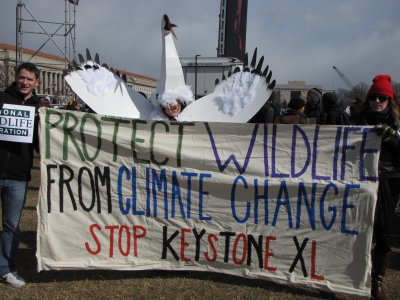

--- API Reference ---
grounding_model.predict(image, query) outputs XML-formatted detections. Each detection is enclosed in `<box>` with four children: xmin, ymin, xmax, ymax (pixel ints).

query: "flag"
<box><xmin>68</xmin><ymin>0</ymin><xmax>79</xmax><ymax>5</ymax></box>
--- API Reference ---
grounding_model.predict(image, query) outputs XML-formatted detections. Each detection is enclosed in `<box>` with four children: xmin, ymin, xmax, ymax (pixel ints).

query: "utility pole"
<box><xmin>195</xmin><ymin>54</ymin><xmax>201</xmax><ymax>99</ymax></box>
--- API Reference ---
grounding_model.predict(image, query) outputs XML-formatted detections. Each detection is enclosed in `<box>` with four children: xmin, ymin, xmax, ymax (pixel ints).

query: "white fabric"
<box><xmin>76</xmin><ymin>67</ymin><xmax>118</xmax><ymax>97</ymax></box>
<box><xmin>159</xmin><ymin>85</ymin><xmax>194</xmax><ymax>107</ymax></box>
<box><xmin>219</xmin><ymin>72</ymin><xmax>260</xmax><ymax>115</ymax></box>
<box><xmin>155</xmin><ymin>19</ymin><xmax>193</xmax><ymax>107</ymax></box>
<box><xmin>37</xmin><ymin>108</ymin><xmax>380</xmax><ymax>298</ymax></box>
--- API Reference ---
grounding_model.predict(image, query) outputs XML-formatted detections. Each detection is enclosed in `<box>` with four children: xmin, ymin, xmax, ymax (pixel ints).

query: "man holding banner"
<box><xmin>0</xmin><ymin>62</ymin><xmax>40</xmax><ymax>287</ymax></box>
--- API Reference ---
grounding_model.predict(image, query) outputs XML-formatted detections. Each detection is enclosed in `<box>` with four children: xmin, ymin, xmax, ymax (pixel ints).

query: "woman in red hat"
<box><xmin>351</xmin><ymin>74</ymin><xmax>400</xmax><ymax>300</ymax></box>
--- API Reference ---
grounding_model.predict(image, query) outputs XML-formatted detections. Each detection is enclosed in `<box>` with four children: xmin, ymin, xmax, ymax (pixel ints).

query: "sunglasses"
<box><xmin>368</xmin><ymin>94</ymin><xmax>390</xmax><ymax>103</ymax></box>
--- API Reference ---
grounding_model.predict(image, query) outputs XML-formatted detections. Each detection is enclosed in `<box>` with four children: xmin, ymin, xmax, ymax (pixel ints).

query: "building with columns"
<box><xmin>0</xmin><ymin>43</ymin><xmax>67</xmax><ymax>97</ymax></box>
<box><xmin>0</xmin><ymin>43</ymin><xmax>157</xmax><ymax>103</ymax></box>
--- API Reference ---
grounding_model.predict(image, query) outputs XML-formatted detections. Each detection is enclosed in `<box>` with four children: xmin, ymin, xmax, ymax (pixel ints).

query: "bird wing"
<box><xmin>65</xmin><ymin>49</ymin><xmax>155</xmax><ymax>119</ymax></box>
<box><xmin>178</xmin><ymin>48</ymin><xmax>276</xmax><ymax>123</ymax></box>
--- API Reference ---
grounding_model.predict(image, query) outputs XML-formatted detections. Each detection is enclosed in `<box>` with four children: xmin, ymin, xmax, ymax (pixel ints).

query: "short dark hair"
<box><xmin>16</xmin><ymin>62</ymin><xmax>40</xmax><ymax>79</ymax></box>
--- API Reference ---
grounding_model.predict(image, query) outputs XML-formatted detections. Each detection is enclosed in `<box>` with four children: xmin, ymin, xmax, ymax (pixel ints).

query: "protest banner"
<box><xmin>37</xmin><ymin>108</ymin><xmax>381</xmax><ymax>297</ymax></box>
<box><xmin>0</xmin><ymin>104</ymin><xmax>36</xmax><ymax>143</ymax></box>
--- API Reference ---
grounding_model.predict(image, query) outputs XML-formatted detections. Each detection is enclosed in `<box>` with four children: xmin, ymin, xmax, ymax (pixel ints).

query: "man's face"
<box><xmin>16</xmin><ymin>69</ymin><xmax>39</xmax><ymax>99</ymax></box>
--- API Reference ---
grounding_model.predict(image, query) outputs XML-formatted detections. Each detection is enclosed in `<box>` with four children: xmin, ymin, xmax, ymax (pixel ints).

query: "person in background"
<box><xmin>305</xmin><ymin>87</ymin><xmax>323</xmax><ymax>124</ymax></box>
<box><xmin>248</xmin><ymin>96</ymin><xmax>275</xmax><ymax>123</ymax></box>
<box><xmin>321</xmin><ymin>92</ymin><xmax>347</xmax><ymax>125</ymax></box>
<box><xmin>39</xmin><ymin>96</ymin><xmax>51</xmax><ymax>108</ymax></box>
<box><xmin>66</xmin><ymin>99</ymin><xmax>82</xmax><ymax>111</ymax></box>
<box><xmin>0</xmin><ymin>62</ymin><xmax>40</xmax><ymax>288</ymax></box>
<box><xmin>351</xmin><ymin>74</ymin><xmax>400</xmax><ymax>300</ymax></box>
<box><xmin>278</xmin><ymin>97</ymin><xmax>308</xmax><ymax>124</ymax></box>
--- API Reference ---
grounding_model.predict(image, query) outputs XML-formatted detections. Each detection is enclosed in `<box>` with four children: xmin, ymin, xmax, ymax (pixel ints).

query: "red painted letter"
<box><xmin>105</xmin><ymin>225</ymin><xmax>119</xmax><ymax>257</ymax></box>
<box><xmin>118</xmin><ymin>225</ymin><xmax>131</xmax><ymax>256</ymax></box>
<box><xmin>204</xmin><ymin>234</ymin><xmax>218</xmax><ymax>262</ymax></box>
<box><xmin>85</xmin><ymin>224</ymin><xmax>102</xmax><ymax>255</ymax></box>
<box><xmin>311</xmin><ymin>240</ymin><xmax>324</xmax><ymax>280</ymax></box>
<box><xmin>133</xmin><ymin>225</ymin><xmax>147</xmax><ymax>257</ymax></box>
<box><xmin>264</xmin><ymin>235</ymin><xmax>277</xmax><ymax>272</ymax></box>
<box><xmin>180</xmin><ymin>228</ymin><xmax>192</xmax><ymax>262</ymax></box>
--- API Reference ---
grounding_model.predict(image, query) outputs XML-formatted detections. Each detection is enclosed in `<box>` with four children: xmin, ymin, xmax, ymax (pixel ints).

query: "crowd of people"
<box><xmin>251</xmin><ymin>86</ymin><xmax>354</xmax><ymax>126</ymax></box>
<box><xmin>0</xmin><ymin>62</ymin><xmax>398</xmax><ymax>300</ymax></box>
<box><xmin>37</xmin><ymin>95</ymin><xmax>86</xmax><ymax>112</ymax></box>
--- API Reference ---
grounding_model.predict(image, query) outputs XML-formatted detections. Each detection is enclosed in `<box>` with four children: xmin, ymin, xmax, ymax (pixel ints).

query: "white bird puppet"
<box><xmin>147</xmin><ymin>14</ymin><xmax>195</xmax><ymax>120</ymax></box>
<box><xmin>64</xmin><ymin>49</ymin><xmax>154</xmax><ymax>119</ymax></box>
<box><xmin>64</xmin><ymin>14</ymin><xmax>276</xmax><ymax>123</ymax></box>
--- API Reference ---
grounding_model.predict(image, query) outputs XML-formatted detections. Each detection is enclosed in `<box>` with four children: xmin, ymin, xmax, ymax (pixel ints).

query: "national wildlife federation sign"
<box><xmin>0</xmin><ymin>104</ymin><xmax>36</xmax><ymax>143</ymax></box>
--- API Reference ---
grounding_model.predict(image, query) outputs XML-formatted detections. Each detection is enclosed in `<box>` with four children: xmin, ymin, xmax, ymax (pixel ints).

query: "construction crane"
<box><xmin>332</xmin><ymin>66</ymin><xmax>354</xmax><ymax>90</ymax></box>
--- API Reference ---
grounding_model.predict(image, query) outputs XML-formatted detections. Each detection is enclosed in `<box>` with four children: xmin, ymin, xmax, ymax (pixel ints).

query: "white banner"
<box><xmin>0</xmin><ymin>104</ymin><xmax>36</xmax><ymax>143</ymax></box>
<box><xmin>37</xmin><ymin>108</ymin><xmax>381</xmax><ymax>297</ymax></box>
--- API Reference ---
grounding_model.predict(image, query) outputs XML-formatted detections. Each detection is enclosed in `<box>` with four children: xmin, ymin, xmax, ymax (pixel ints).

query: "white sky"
<box><xmin>1</xmin><ymin>0</ymin><xmax>399</xmax><ymax>90</ymax></box>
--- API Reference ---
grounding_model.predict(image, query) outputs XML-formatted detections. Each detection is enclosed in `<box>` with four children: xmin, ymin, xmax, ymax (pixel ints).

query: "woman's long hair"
<box><xmin>351</xmin><ymin>95</ymin><xmax>400</xmax><ymax>126</ymax></box>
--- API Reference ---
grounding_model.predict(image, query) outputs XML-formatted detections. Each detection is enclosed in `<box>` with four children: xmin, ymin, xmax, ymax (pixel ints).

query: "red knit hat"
<box><xmin>367</xmin><ymin>74</ymin><xmax>394</xmax><ymax>100</ymax></box>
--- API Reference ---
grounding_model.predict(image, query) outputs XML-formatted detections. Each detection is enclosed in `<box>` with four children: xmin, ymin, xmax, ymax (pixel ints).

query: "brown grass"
<box><xmin>1</xmin><ymin>154</ymin><xmax>400</xmax><ymax>299</ymax></box>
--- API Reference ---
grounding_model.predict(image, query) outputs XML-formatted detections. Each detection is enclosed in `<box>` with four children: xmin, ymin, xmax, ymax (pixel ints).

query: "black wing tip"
<box><xmin>266</xmin><ymin>71</ymin><xmax>273</xmax><ymax>83</ymax></box>
<box><xmin>78</xmin><ymin>53</ymin><xmax>85</xmax><ymax>64</ymax></box>
<box><xmin>86</xmin><ymin>48</ymin><xmax>92</xmax><ymax>61</ymax></box>
<box><xmin>94</xmin><ymin>53</ymin><xmax>100</xmax><ymax>65</ymax></box>
<box><xmin>250</xmin><ymin>48</ymin><xmax>258</xmax><ymax>68</ymax></box>
<box><xmin>255</xmin><ymin>56</ymin><xmax>264</xmax><ymax>74</ymax></box>
<box><xmin>268</xmin><ymin>79</ymin><xmax>276</xmax><ymax>90</ymax></box>
<box><xmin>262</xmin><ymin>65</ymin><xmax>269</xmax><ymax>77</ymax></box>
<box><xmin>243</xmin><ymin>53</ymin><xmax>249</xmax><ymax>67</ymax></box>
<box><xmin>72</xmin><ymin>59</ymin><xmax>82</xmax><ymax>70</ymax></box>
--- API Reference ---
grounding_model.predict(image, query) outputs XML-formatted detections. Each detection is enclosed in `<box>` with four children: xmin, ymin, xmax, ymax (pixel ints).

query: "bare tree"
<box><xmin>392</xmin><ymin>81</ymin><xmax>400</xmax><ymax>101</ymax></box>
<box><xmin>335</xmin><ymin>82</ymin><xmax>368</xmax><ymax>106</ymax></box>
<box><xmin>349</xmin><ymin>82</ymin><xmax>369</xmax><ymax>101</ymax></box>
<box><xmin>337</xmin><ymin>81</ymin><xmax>400</xmax><ymax>107</ymax></box>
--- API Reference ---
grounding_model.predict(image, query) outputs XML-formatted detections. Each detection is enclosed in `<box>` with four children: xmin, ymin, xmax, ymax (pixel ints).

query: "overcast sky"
<box><xmin>1</xmin><ymin>0</ymin><xmax>399</xmax><ymax>90</ymax></box>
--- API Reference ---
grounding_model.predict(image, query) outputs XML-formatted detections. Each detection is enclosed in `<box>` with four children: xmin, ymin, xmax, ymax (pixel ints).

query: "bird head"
<box><xmin>162</xmin><ymin>14</ymin><xmax>177</xmax><ymax>39</ymax></box>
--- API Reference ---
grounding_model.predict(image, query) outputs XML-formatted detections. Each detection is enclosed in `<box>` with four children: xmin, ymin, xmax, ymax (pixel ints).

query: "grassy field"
<box><xmin>1</xmin><ymin>155</ymin><xmax>400</xmax><ymax>299</ymax></box>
